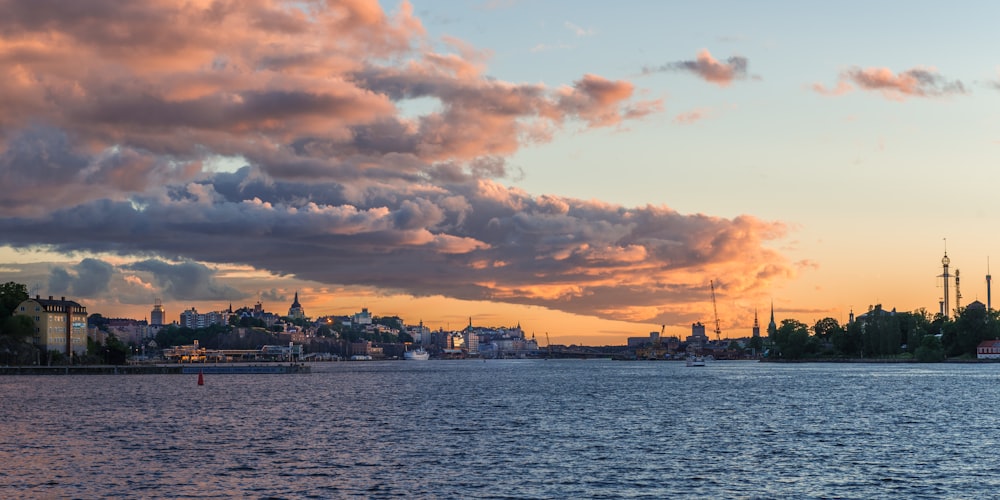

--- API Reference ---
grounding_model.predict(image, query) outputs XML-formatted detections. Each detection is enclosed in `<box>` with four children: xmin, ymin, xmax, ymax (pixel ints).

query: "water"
<box><xmin>2</xmin><ymin>360</ymin><xmax>1000</xmax><ymax>499</ymax></box>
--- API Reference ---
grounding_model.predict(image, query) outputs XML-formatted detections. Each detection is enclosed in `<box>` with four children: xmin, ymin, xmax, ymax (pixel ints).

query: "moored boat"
<box><xmin>404</xmin><ymin>347</ymin><xmax>430</xmax><ymax>360</ymax></box>
<box><xmin>686</xmin><ymin>355</ymin><xmax>705</xmax><ymax>367</ymax></box>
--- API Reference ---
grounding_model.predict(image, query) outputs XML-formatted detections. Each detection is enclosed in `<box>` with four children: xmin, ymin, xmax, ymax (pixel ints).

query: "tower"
<box><xmin>288</xmin><ymin>291</ymin><xmax>305</xmax><ymax>320</ymax></box>
<box><xmin>988</xmin><ymin>258</ymin><xmax>993</xmax><ymax>311</ymax></box>
<box><xmin>940</xmin><ymin>250</ymin><xmax>951</xmax><ymax>319</ymax></box>
<box><xmin>150</xmin><ymin>298</ymin><xmax>165</xmax><ymax>327</ymax></box>
<box><xmin>752</xmin><ymin>309</ymin><xmax>760</xmax><ymax>338</ymax></box>
<box><xmin>955</xmin><ymin>269</ymin><xmax>962</xmax><ymax>311</ymax></box>
<box><xmin>767</xmin><ymin>302</ymin><xmax>777</xmax><ymax>339</ymax></box>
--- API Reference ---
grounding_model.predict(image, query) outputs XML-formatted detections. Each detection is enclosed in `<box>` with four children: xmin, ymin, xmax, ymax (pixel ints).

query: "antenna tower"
<box><xmin>710</xmin><ymin>280</ymin><xmax>722</xmax><ymax>342</ymax></box>
<box><xmin>955</xmin><ymin>269</ymin><xmax>962</xmax><ymax>311</ymax></box>
<box><xmin>988</xmin><ymin>257</ymin><xmax>993</xmax><ymax>311</ymax></box>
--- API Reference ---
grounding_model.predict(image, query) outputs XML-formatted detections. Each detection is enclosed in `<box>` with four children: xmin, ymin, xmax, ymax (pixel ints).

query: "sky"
<box><xmin>1</xmin><ymin>0</ymin><xmax>999</xmax><ymax>345</ymax></box>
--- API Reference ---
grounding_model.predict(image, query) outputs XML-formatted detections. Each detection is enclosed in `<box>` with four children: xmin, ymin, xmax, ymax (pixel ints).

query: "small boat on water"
<box><xmin>686</xmin><ymin>355</ymin><xmax>705</xmax><ymax>367</ymax></box>
<box><xmin>404</xmin><ymin>347</ymin><xmax>430</xmax><ymax>360</ymax></box>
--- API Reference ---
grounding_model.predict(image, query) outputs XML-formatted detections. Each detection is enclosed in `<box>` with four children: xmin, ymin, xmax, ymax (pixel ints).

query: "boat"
<box><xmin>686</xmin><ymin>355</ymin><xmax>705</xmax><ymax>367</ymax></box>
<box><xmin>404</xmin><ymin>347</ymin><xmax>430</xmax><ymax>361</ymax></box>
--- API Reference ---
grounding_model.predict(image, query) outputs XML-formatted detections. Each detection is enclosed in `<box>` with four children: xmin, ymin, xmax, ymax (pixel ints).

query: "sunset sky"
<box><xmin>2</xmin><ymin>0</ymin><xmax>999</xmax><ymax>345</ymax></box>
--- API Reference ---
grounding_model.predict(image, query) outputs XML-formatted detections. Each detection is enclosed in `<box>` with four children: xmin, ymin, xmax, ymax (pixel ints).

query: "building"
<box><xmin>686</xmin><ymin>322</ymin><xmax>709</xmax><ymax>347</ymax></box>
<box><xmin>767</xmin><ymin>303</ymin><xmax>777</xmax><ymax>339</ymax></box>
<box><xmin>16</xmin><ymin>295</ymin><xmax>88</xmax><ymax>356</ymax></box>
<box><xmin>150</xmin><ymin>299</ymin><xmax>166</xmax><ymax>326</ymax></box>
<box><xmin>464</xmin><ymin>330</ymin><xmax>479</xmax><ymax>355</ymax></box>
<box><xmin>977</xmin><ymin>340</ymin><xmax>1000</xmax><ymax>360</ymax></box>
<box><xmin>179</xmin><ymin>307</ymin><xmax>228</xmax><ymax>329</ymax></box>
<box><xmin>352</xmin><ymin>307</ymin><xmax>372</xmax><ymax>325</ymax></box>
<box><xmin>288</xmin><ymin>291</ymin><xmax>306</xmax><ymax>320</ymax></box>
<box><xmin>752</xmin><ymin>309</ymin><xmax>760</xmax><ymax>338</ymax></box>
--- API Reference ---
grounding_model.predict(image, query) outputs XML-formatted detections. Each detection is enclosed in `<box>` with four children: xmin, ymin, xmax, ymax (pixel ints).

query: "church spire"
<box><xmin>767</xmin><ymin>301</ymin><xmax>777</xmax><ymax>338</ymax></box>
<box><xmin>752</xmin><ymin>308</ymin><xmax>760</xmax><ymax>338</ymax></box>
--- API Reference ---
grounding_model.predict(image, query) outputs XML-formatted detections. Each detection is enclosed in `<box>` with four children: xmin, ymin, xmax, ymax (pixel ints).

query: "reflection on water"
<box><xmin>2</xmin><ymin>360</ymin><xmax>1000</xmax><ymax>498</ymax></box>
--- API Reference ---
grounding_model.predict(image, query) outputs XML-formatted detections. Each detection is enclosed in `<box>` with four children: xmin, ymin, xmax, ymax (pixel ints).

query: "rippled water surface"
<box><xmin>3</xmin><ymin>360</ymin><xmax>1000</xmax><ymax>498</ymax></box>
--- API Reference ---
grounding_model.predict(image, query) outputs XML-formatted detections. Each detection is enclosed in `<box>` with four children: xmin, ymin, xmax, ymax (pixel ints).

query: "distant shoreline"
<box><xmin>759</xmin><ymin>358</ymin><xmax>994</xmax><ymax>364</ymax></box>
<box><xmin>0</xmin><ymin>363</ymin><xmax>309</xmax><ymax>375</ymax></box>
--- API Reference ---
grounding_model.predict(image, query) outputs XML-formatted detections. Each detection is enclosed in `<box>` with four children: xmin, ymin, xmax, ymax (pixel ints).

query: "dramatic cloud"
<box><xmin>124</xmin><ymin>260</ymin><xmax>247</xmax><ymax>302</ymax></box>
<box><xmin>812</xmin><ymin>66</ymin><xmax>967</xmax><ymax>100</ymax></box>
<box><xmin>0</xmin><ymin>0</ymin><xmax>793</xmax><ymax>325</ymax></box>
<box><xmin>644</xmin><ymin>49</ymin><xmax>748</xmax><ymax>87</ymax></box>
<box><xmin>48</xmin><ymin>258</ymin><xmax>114</xmax><ymax>298</ymax></box>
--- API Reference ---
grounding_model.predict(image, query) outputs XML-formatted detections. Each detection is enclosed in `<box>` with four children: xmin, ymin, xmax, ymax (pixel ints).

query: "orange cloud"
<box><xmin>813</xmin><ymin>66</ymin><xmax>966</xmax><ymax>100</ymax></box>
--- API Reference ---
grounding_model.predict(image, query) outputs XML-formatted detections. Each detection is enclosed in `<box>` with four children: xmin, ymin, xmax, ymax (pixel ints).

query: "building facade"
<box><xmin>16</xmin><ymin>295</ymin><xmax>88</xmax><ymax>356</ymax></box>
<box><xmin>288</xmin><ymin>291</ymin><xmax>306</xmax><ymax>320</ymax></box>
<box><xmin>179</xmin><ymin>307</ymin><xmax>228</xmax><ymax>329</ymax></box>
<box><xmin>150</xmin><ymin>299</ymin><xmax>166</xmax><ymax>326</ymax></box>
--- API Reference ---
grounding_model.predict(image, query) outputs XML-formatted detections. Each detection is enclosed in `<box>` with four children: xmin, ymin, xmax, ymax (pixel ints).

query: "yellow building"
<box><xmin>16</xmin><ymin>295</ymin><xmax>88</xmax><ymax>356</ymax></box>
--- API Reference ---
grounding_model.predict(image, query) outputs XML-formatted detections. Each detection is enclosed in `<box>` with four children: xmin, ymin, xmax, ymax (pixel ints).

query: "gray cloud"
<box><xmin>47</xmin><ymin>258</ymin><xmax>114</xmax><ymax>298</ymax></box>
<box><xmin>0</xmin><ymin>167</ymin><xmax>790</xmax><ymax>324</ymax></box>
<box><xmin>644</xmin><ymin>50</ymin><xmax>749</xmax><ymax>86</ymax></box>
<box><xmin>124</xmin><ymin>260</ymin><xmax>248</xmax><ymax>302</ymax></box>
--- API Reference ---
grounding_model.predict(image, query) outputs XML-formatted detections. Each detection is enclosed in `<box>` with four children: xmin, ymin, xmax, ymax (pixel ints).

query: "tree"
<box><xmin>102</xmin><ymin>334</ymin><xmax>130</xmax><ymax>365</ymax></box>
<box><xmin>813</xmin><ymin>317</ymin><xmax>843</xmax><ymax>340</ymax></box>
<box><xmin>2</xmin><ymin>315</ymin><xmax>35</xmax><ymax>341</ymax></box>
<box><xmin>946</xmin><ymin>304</ymin><xmax>998</xmax><ymax>357</ymax></box>
<box><xmin>0</xmin><ymin>282</ymin><xmax>28</xmax><ymax>320</ymax></box>
<box><xmin>773</xmin><ymin>319</ymin><xmax>813</xmax><ymax>359</ymax></box>
<box><xmin>915</xmin><ymin>335</ymin><xmax>945</xmax><ymax>362</ymax></box>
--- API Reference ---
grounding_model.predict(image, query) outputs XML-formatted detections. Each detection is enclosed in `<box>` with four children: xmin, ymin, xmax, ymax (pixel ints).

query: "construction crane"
<box><xmin>710</xmin><ymin>280</ymin><xmax>722</xmax><ymax>342</ymax></box>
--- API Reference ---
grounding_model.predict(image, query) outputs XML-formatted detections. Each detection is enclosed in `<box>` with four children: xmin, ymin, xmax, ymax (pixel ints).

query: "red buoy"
<box><xmin>197</xmin><ymin>370</ymin><xmax>204</xmax><ymax>386</ymax></box>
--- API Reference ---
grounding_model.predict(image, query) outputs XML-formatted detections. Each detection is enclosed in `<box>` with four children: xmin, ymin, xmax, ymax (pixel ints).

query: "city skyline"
<box><xmin>2</xmin><ymin>1</ymin><xmax>1000</xmax><ymax>344</ymax></box>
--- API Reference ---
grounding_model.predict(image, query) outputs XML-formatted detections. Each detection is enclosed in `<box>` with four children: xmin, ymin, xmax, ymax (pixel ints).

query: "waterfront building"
<box><xmin>464</xmin><ymin>330</ymin><xmax>479</xmax><ymax>355</ymax></box>
<box><xmin>686</xmin><ymin>321</ymin><xmax>709</xmax><ymax>348</ymax></box>
<box><xmin>406</xmin><ymin>320</ymin><xmax>431</xmax><ymax>345</ymax></box>
<box><xmin>752</xmin><ymin>309</ymin><xmax>760</xmax><ymax>338</ymax></box>
<box><xmin>977</xmin><ymin>340</ymin><xmax>1000</xmax><ymax>360</ymax></box>
<box><xmin>288</xmin><ymin>291</ymin><xmax>306</xmax><ymax>320</ymax></box>
<box><xmin>16</xmin><ymin>295</ymin><xmax>88</xmax><ymax>356</ymax></box>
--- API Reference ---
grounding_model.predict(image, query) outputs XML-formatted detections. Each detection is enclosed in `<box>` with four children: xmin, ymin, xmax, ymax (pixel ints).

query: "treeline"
<box><xmin>769</xmin><ymin>304</ymin><xmax>999</xmax><ymax>361</ymax></box>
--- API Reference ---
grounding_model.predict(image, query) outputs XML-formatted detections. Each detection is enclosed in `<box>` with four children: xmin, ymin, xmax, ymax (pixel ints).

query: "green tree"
<box><xmin>915</xmin><ymin>334</ymin><xmax>945</xmax><ymax>362</ymax></box>
<box><xmin>374</xmin><ymin>315</ymin><xmax>404</xmax><ymax>331</ymax></box>
<box><xmin>946</xmin><ymin>304</ymin><xmax>998</xmax><ymax>357</ymax></box>
<box><xmin>812</xmin><ymin>317</ymin><xmax>843</xmax><ymax>341</ymax></box>
<box><xmin>773</xmin><ymin>319</ymin><xmax>812</xmax><ymax>359</ymax></box>
<box><xmin>102</xmin><ymin>334</ymin><xmax>130</xmax><ymax>365</ymax></box>
<box><xmin>1</xmin><ymin>315</ymin><xmax>35</xmax><ymax>341</ymax></box>
<box><xmin>0</xmin><ymin>282</ymin><xmax>28</xmax><ymax>320</ymax></box>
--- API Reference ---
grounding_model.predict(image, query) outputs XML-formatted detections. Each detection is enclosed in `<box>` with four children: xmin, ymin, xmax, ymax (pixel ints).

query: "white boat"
<box><xmin>686</xmin><ymin>355</ymin><xmax>705</xmax><ymax>367</ymax></box>
<box><xmin>404</xmin><ymin>348</ymin><xmax>430</xmax><ymax>360</ymax></box>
